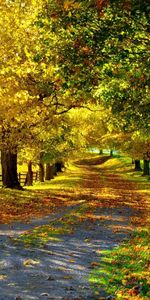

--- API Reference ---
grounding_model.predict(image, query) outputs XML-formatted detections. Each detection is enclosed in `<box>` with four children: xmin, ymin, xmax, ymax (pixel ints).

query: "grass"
<box><xmin>13</xmin><ymin>202</ymin><xmax>90</xmax><ymax>247</ymax></box>
<box><xmin>89</xmin><ymin>154</ymin><xmax>150</xmax><ymax>300</ymax></box>
<box><xmin>14</xmin><ymin>224</ymin><xmax>66</xmax><ymax>247</ymax></box>
<box><xmin>89</xmin><ymin>229</ymin><xmax>150</xmax><ymax>299</ymax></box>
<box><xmin>101</xmin><ymin>155</ymin><xmax>149</xmax><ymax>183</ymax></box>
<box><xmin>26</xmin><ymin>162</ymin><xmax>83</xmax><ymax>190</ymax></box>
<box><xmin>0</xmin><ymin>163</ymin><xmax>84</xmax><ymax>223</ymax></box>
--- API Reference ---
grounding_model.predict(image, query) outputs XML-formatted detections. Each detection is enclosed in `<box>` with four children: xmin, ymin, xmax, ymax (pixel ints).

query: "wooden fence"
<box><xmin>18</xmin><ymin>171</ymin><xmax>39</xmax><ymax>185</ymax></box>
<box><xmin>0</xmin><ymin>171</ymin><xmax>39</xmax><ymax>186</ymax></box>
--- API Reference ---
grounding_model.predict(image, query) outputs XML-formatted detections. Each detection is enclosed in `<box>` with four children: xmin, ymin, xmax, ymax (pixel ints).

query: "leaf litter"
<box><xmin>0</xmin><ymin>156</ymin><xmax>149</xmax><ymax>299</ymax></box>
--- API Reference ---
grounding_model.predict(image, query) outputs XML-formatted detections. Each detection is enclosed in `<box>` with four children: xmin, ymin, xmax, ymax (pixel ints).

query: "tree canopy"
<box><xmin>0</xmin><ymin>0</ymin><xmax>150</xmax><ymax>187</ymax></box>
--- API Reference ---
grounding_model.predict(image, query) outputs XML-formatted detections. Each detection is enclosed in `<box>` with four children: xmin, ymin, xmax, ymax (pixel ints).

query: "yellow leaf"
<box><xmin>0</xmin><ymin>275</ymin><xmax>7</xmax><ymax>280</ymax></box>
<box><xmin>64</xmin><ymin>0</ymin><xmax>73</xmax><ymax>11</ymax></box>
<box><xmin>90</xmin><ymin>262</ymin><xmax>99</xmax><ymax>268</ymax></box>
<box><xmin>68</xmin><ymin>259</ymin><xmax>75</xmax><ymax>263</ymax></box>
<box><xmin>63</xmin><ymin>275</ymin><xmax>73</xmax><ymax>279</ymax></box>
<box><xmin>23</xmin><ymin>259</ymin><xmax>40</xmax><ymax>266</ymax></box>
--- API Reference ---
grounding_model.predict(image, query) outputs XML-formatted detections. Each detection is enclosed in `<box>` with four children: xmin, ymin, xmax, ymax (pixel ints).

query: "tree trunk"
<box><xmin>45</xmin><ymin>163</ymin><xmax>54</xmax><ymax>180</ymax></box>
<box><xmin>110</xmin><ymin>149</ymin><xmax>113</xmax><ymax>156</ymax></box>
<box><xmin>25</xmin><ymin>161</ymin><xmax>33</xmax><ymax>186</ymax></box>
<box><xmin>134</xmin><ymin>159</ymin><xmax>142</xmax><ymax>171</ymax></box>
<box><xmin>1</xmin><ymin>149</ymin><xmax>21</xmax><ymax>189</ymax></box>
<box><xmin>143</xmin><ymin>160</ymin><xmax>149</xmax><ymax>176</ymax></box>
<box><xmin>55</xmin><ymin>161</ymin><xmax>64</xmax><ymax>172</ymax></box>
<box><xmin>39</xmin><ymin>162</ymin><xmax>45</xmax><ymax>182</ymax></box>
<box><xmin>99</xmin><ymin>149</ymin><xmax>103</xmax><ymax>155</ymax></box>
<box><xmin>53</xmin><ymin>164</ymin><xmax>57</xmax><ymax>176</ymax></box>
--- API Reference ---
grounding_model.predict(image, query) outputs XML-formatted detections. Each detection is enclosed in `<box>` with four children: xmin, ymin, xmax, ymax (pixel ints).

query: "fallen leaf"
<box><xmin>0</xmin><ymin>275</ymin><xmax>7</xmax><ymax>280</ymax></box>
<box><xmin>23</xmin><ymin>259</ymin><xmax>40</xmax><ymax>266</ymax></box>
<box><xmin>63</xmin><ymin>275</ymin><xmax>73</xmax><ymax>279</ymax></box>
<box><xmin>90</xmin><ymin>262</ymin><xmax>99</xmax><ymax>268</ymax></box>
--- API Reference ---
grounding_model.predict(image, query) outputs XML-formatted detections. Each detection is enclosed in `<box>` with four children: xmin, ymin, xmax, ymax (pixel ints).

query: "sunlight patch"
<box><xmin>0</xmin><ymin>274</ymin><xmax>7</xmax><ymax>280</ymax></box>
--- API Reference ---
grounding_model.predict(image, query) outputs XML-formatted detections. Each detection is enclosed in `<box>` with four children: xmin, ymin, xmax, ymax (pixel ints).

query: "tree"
<box><xmin>25</xmin><ymin>160</ymin><xmax>33</xmax><ymax>186</ymax></box>
<box><xmin>119</xmin><ymin>130</ymin><xmax>150</xmax><ymax>174</ymax></box>
<box><xmin>92</xmin><ymin>1</ymin><xmax>150</xmax><ymax>130</ymax></box>
<box><xmin>0</xmin><ymin>0</ymin><xmax>42</xmax><ymax>187</ymax></box>
<box><xmin>53</xmin><ymin>0</ymin><xmax>150</xmax><ymax>131</ymax></box>
<box><xmin>1</xmin><ymin>0</ymin><xmax>149</xmax><ymax>187</ymax></box>
<box><xmin>0</xmin><ymin>0</ymin><xmax>95</xmax><ymax>187</ymax></box>
<box><xmin>1</xmin><ymin>148</ymin><xmax>20</xmax><ymax>188</ymax></box>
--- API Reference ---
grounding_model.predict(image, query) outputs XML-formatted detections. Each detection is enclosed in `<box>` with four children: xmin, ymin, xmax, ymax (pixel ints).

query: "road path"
<box><xmin>0</xmin><ymin>158</ymin><xmax>143</xmax><ymax>300</ymax></box>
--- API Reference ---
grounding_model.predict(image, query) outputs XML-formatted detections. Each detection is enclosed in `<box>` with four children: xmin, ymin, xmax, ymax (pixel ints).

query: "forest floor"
<box><xmin>0</xmin><ymin>155</ymin><xmax>149</xmax><ymax>300</ymax></box>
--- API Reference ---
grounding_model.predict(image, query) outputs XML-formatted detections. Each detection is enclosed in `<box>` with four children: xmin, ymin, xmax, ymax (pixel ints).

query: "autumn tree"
<box><xmin>0</xmin><ymin>0</ymin><xmax>42</xmax><ymax>187</ymax></box>
<box><xmin>0</xmin><ymin>0</ymin><xmax>93</xmax><ymax>188</ymax></box>
<box><xmin>1</xmin><ymin>0</ymin><xmax>149</xmax><ymax>187</ymax></box>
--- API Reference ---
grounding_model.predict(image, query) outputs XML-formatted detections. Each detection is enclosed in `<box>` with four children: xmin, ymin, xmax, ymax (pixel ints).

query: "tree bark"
<box><xmin>1</xmin><ymin>149</ymin><xmax>21</xmax><ymax>189</ymax></box>
<box><xmin>45</xmin><ymin>163</ymin><xmax>54</xmax><ymax>180</ymax></box>
<box><xmin>110</xmin><ymin>149</ymin><xmax>113</xmax><ymax>156</ymax></box>
<box><xmin>39</xmin><ymin>162</ymin><xmax>45</xmax><ymax>182</ymax></box>
<box><xmin>134</xmin><ymin>159</ymin><xmax>142</xmax><ymax>171</ymax></box>
<box><xmin>143</xmin><ymin>160</ymin><xmax>149</xmax><ymax>176</ymax></box>
<box><xmin>25</xmin><ymin>160</ymin><xmax>33</xmax><ymax>186</ymax></box>
<box><xmin>55</xmin><ymin>161</ymin><xmax>64</xmax><ymax>172</ymax></box>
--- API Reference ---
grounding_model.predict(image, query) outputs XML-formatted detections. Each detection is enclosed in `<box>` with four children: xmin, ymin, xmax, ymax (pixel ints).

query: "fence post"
<box><xmin>18</xmin><ymin>173</ymin><xmax>21</xmax><ymax>184</ymax></box>
<box><xmin>0</xmin><ymin>174</ymin><xmax>2</xmax><ymax>186</ymax></box>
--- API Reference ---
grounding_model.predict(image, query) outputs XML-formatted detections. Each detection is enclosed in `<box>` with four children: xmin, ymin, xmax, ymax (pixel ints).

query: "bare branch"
<box><xmin>55</xmin><ymin>104</ymin><xmax>103</xmax><ymax>115</ymax></box>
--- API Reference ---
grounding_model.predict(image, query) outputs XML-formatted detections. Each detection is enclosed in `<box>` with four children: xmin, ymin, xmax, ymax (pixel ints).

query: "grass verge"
<box><xmin>89</xmin><ymin>154</ymin><xmax>150</xmax><ymax>299</ymax></box>
<box><xmin>89</xmin><ymin>228</ymin><xmax>150</xmax><ymax>299</ymax></box>
<box><xmin>0</xmin><ymin>163</ymin><xmax>83</xmax><ymax>223</ymax></box>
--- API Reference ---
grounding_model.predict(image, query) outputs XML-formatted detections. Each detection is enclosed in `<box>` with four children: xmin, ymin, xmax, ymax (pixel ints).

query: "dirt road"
<box><xmin>0</xmin><ymin>157</ymin><xmax>144</xmax><ymax>300</ymax></box>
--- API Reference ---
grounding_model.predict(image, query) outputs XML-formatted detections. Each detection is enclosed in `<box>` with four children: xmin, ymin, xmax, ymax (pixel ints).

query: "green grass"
<box><xmin>89</xmin><ymin>154</ymin><xmax>150</xmax><ymax>300</ymax></box>
<box><xmin>13</xmin><ymin>201</ymin><xmax>90</xmax><ymax>247</ymax></box>
<box><xmin>101</xmin><ymin>154</ymin><xmax>149</xmax><ymax>182</ymax></box>
<box><xmin>14</xmin><ymin>224</ymin><xmax>66</xmax><ymax>247</ymax></box>
<box><xmin>26</xmin><ymin>162</ymin><xmax>83</xmax><ymax>190</ymax></box>
<box><xmin>89</xmin><ymin>229</ymin><xmax>150</xmax><ymax>299</ymax></box>
<box><xmin>0</xmin><ymin>162</ymin><xmax>84</xmax><ymax>223</ymax></box>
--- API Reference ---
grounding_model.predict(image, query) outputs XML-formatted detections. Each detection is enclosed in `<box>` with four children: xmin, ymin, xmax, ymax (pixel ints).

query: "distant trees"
<box><xmin>123</xmin><ymin>131</ymin><xmax>150</xmax><ymax>175</ymax></box>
